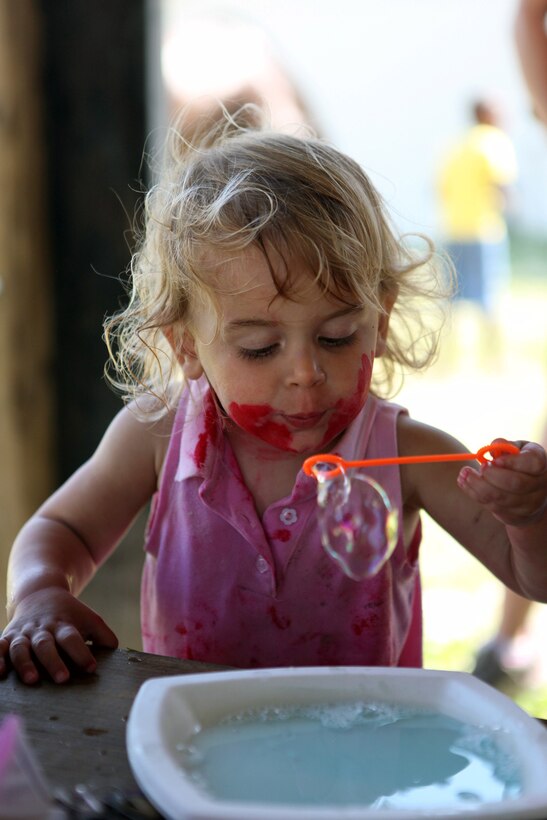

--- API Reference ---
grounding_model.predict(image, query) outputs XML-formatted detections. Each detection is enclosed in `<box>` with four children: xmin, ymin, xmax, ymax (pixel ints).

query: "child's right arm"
<box><xmin>0</xmin><ymin>406</ymin><xmax>163</xmax><ymax>685</ymax></box>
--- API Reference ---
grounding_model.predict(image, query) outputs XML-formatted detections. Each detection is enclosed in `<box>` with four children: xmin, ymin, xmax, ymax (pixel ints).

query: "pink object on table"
<box><xmin>0</xmin><ymin>714</ymin><xmax>61</xmax><ymax>819</ymax></box>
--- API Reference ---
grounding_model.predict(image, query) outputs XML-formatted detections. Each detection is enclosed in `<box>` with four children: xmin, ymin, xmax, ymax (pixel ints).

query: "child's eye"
<box><xmin>319</xmin><ymin>332</ymin><xmax>357</xmax><ymax>349</ymax></box>
<box><xmin>237</xmin><ymin>344</ymin><xmax>278</xmax><ymax>361</ymax></box>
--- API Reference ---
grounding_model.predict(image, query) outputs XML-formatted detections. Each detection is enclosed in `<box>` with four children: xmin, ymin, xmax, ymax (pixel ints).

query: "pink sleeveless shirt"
<box><xmin>141</xmin><ymin>379</ymin><xmax>422</xmax><ymax>667</ymax></box>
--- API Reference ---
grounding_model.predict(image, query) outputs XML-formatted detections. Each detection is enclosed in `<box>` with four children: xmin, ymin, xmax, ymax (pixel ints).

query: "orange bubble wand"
<box><xmin>303</xmin><ymin>441</ymin><xmax>520</xmax><ymax>479</ymax></box>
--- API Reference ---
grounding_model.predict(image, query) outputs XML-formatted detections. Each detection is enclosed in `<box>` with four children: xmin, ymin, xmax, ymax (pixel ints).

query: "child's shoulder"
<box><xmin>396</xmin><ymin>413</ymin><xmax>468</xmax><ymax>457</ymax></box>
<box><xmin>116</xmin><ymin>398</ymin><xmax>178</xmax><ymax>436</ymax></box>
<box><xmin>103</xmin><ymin>400</ymin><xmax>178</xmax><ymax>481</ymax></box>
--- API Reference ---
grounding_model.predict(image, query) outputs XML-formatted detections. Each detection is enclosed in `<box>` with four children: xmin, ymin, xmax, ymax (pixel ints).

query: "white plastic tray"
<box><xmin>126</xmin><ymin>666</ymin><xmax>547</xmax><ymax>819</ymax></box>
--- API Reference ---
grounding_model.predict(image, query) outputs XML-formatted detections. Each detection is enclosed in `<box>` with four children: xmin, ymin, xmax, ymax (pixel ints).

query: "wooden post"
<box><xmin>40</xmin><ymin>0</ymin><xmax>146</xmax><ymax>480</ymax></box>
<box><xmin>0</xmin><ymin>0</ymin><xmax>54</xmax><ymax>616</ymax></box>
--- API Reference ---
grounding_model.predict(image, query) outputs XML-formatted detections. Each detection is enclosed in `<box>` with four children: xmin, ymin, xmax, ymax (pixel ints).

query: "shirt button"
<box><xmin>280</xmin><ymin>507</ymin><xmax>298</xmax><ymax>525</ymax></box>
<box><xmin>256</xmin><ymin>556</ymin><xmax>269</xmax><ymax>573</ymax></box>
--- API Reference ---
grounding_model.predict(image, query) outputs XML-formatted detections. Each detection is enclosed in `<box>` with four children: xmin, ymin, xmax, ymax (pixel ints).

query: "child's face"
<box><xmin>182</xmin><ymin>246</ymin><xmax>393</xmax><ymax>455</ymax></box>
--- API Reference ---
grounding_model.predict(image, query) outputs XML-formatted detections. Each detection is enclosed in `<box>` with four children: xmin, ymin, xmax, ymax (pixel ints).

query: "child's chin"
<box><xmin>288</xmin><ymin>431</ymin><xmax>329</xmax><ymax>456</ymax></box>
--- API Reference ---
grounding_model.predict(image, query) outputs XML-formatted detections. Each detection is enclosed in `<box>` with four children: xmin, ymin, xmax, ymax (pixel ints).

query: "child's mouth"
<box><xmin>282</xmin><ymin>412</ymin><xmax>325</xmax><ymax>431</ymax></box>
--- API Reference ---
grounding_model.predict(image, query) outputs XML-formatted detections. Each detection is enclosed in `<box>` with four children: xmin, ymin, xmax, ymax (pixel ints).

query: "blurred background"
<box><xmin>1</xmin><ymin>0</ymin><xmax>546</xmax><ymax>714</ymax></box>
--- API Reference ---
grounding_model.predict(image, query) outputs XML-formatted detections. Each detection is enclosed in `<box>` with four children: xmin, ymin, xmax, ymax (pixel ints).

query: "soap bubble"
<box><xmin>316</xmin><ymin>466</ymin><xmax>398</xmax><ymax>580</ymax></box>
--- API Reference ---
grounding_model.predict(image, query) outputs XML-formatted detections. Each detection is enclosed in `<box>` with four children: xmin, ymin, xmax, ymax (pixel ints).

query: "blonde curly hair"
<box><xmin>104</xmin><ymin>104</ymin><xmax>452</xmax><ymax>417</ymax></box>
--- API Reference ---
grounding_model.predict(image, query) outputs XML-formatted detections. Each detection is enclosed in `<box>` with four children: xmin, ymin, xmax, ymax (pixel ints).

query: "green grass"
<box><xmin>397</xmin><ymin>233</ymin><xmax>547</xmax><ymax>719</ymax></box>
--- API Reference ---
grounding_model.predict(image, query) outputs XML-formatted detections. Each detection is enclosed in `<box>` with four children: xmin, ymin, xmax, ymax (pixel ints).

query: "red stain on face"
<box><xmin>228</xmin><ymin>402</ymin><xmax>295</xmax><ymax>450</ymax></box>
<box><xmin>321</xmin><ymin>352</ymin><xmax>373</xmax><ymax>446</ymax></box>
<box><xmin>194</xmin><ymin>390</ymin><xmax>220</xmax><ymax>469</ymax></box>
<box><xmin>226</xmin><ymin>352</ymin><xmax>373</xmax><ymax>452</ymax></box>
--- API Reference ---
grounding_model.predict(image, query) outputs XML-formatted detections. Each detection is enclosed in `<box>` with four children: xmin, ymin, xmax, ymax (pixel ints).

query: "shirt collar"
<box><xmin>175</xmin><ymin>378</ymin><xmax>221</xmax><ymax>482</ymax></box>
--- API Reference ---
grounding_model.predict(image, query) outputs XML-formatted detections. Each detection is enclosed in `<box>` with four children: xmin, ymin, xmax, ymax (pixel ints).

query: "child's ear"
<box><xmin>163</xmin><ymin>327</ymin><xmax>204</xmax><ymax>381</ymax></box>
<box><xmin>375</xmin><ymin>287</ymin><xmax>398</xmax><ymax>357</ymax></box>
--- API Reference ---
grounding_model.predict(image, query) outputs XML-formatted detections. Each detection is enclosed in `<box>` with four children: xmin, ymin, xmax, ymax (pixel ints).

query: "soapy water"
<box><xmin>315</xmin><ymin>464</ymin><xmax>398</xmax><ymax>580</ymax></box>
<box><xmin>175</xmin><ymin>701</ymin><xmax>521</xmax><ymax>809</ymax></box>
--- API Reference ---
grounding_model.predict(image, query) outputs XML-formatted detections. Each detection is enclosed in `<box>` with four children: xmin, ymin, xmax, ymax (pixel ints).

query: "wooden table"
<box><xmin>2</xmin><ymin>648</ymin><xmax>546</xmax><ymax>817</ymax></box>
<box><xmin>0</xmin><ymin>647</ymin><xmax>227</xmax><ymax>799</ymax></box>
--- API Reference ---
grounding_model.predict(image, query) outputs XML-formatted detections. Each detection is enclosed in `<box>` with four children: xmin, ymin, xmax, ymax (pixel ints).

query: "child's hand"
<box><xmin>457</xmin><ymin>439</ymin><xmax>547</xmax><ymax>527</ymax></box>
<box><xmin>0</xmin><ymin>588</ymin><xmax>118</xmax><ymax>685</ymax></box>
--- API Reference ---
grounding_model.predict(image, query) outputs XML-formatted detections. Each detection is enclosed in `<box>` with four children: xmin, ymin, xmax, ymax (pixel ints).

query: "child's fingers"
<box><xmin>479</xmin><ymin>463</ymin><xmax>542</xmax><ymax>497</ymax></box>
<box><xmin>488</xmin><ymin>443</ymin><xmax>547</xmax><ymax>511</ymax></box>
<box><xmin>461</xmin><ymin>465</ymin><xmax>532</xmax><ymax>506</ymax></box>
<box><xmin>30</xmin><ymin>630</ymin><xmax>70</xmax><ymax>684</ymax></box>
<box><xmin>7</xmin><ymin>636</ymin><xmax>41</xmax><ymax>685</ymax></box>
<box><xmin>458</xmin><ymin>462</ymin><xmax>546</xmax><ymax>524</ymax></box>
<box><xmin>459</xmin><ymin>463</ymin><xmax>529</xmax><ymax>500</ymax></box>
<box><xmin>52</xmin><ymin>610</ymin><xmax>119</xmax><ymax>675</ymax></box>
<box><xmin>85</xmin><ymin>615</ymin><xmax>119</xmax><ymax>650</ymax></box>
<box><xmin>1</xmin><ymin>598</ymin><xmax>118</xmax><ymax>685</ymax></box>
<box><xmin>458</xmin><ymin>466</ymin><xmax>502</xmax><ymax>507</ymax></box>
<box><xmin>491</xmin><ymin>440</ymin><xmax>546</xmax><ymax>474</ymax></box>
<box><xmin>0</xmin><ymin>637</ymin><xmax>10</xmax><ymax>678</ymax></box>
<box><xmin>54</xmin><ymin>624</ymin><xmax>97</xmax><ymax>673</ymax></box>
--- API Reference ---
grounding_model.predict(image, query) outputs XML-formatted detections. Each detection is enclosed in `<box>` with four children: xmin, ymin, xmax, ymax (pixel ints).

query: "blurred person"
<box><xmin>161</xmin><ymin>10</ymin><xmax>319</xmax><ymax>135</ymax></box>
<box><xmin>437</xmin><ymin>99</ymin><xmax>518</xmax><ymax>316</ymax></box>
<box><xmin>472</xmin><ymin>590</ymin><xmax>540</xmax><ymax>687</ymax></box>
<box><xmin>473</xmin><ymin>0</ymin><xmax>547</xmax><ymax>689</ymax></box>
<box><xmin>515</xmin><ymin>0</ymin><xmax>547</xmax><ymax>123</ymax></box>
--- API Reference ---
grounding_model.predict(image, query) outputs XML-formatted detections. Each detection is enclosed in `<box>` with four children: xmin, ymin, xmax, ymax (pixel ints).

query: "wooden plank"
<box><xmin>0</xmin><ymin>0</ymin><xmax>54</xmax><ymax>615</ymax></box>
<box><xmin>0</xmin><ymin>648</ymin><xmax>229</xmax><ymax>793</ymax></box>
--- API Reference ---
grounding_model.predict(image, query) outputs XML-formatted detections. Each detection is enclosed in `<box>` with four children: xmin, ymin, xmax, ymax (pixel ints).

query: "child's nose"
<box><xmin>286</xmin><ymin>350</ymin><xmax>326</xmax><ymax>388</ymax></box>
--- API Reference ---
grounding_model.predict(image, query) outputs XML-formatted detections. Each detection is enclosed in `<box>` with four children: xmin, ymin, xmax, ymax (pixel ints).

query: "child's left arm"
<box><xmin>400</xmin><ymin>418</ymin><xmax>547</xmax><ymax>601</ymax></box>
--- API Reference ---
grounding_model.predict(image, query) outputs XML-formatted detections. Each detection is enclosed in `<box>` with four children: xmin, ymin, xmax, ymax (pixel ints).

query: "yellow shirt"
<box><xmin>438</xmin><ymin>124</ymin><xmax>517</xmax><ymax>242</ymax></box>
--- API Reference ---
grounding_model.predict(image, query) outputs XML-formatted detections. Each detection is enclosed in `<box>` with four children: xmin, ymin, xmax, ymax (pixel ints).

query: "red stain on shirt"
<box><xmin>175</xmin><ymin>620</ymin><xmax>204</xmax><ymax>637</ymax></box>
<box><xmin>272</xmin><ymin>528</ymin><xmax>291</xmax><ymax>542</ymax></box>
<box><xmin>351</xmin><ymin>612</ymin><xmax>380</xmax><ymax>635</ymax></box>
<box><xmin>267</xmin><ymin>605</ymin><xmax>292</xmax><ymax>629</ymax></box>
<box><xmin>194</xmin><ymin>389</ymin><xmax>220</xmax><ymax>469</ymax></box>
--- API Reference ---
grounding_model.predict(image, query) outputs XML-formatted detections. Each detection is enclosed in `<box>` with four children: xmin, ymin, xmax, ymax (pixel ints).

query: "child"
<box><xmin>1</xmin><ymin>108</ymin><xmax>546</xmax><ymax>685</ymax></box>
